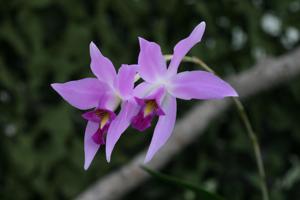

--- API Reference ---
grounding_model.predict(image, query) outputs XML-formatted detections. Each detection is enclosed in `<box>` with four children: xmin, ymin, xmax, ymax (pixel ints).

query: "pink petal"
<box><xmin>90</xmin><ymin>42</ymin><xmax>117</xmax><ymax>84</ymax></box>
<box><xmin>113</xmin><ymin>64</ymin><xmax>137</xmax><ymax>99</ymax></box>
<box><xmin>144</xmin><ymin>95</ymin><xmax>177</xmax><ymax>163</ymax></box>
<box><xmin>169</xmin><ymin>70</ymin><xmax>238</xmax><ymax>100</ymax></box>
<box><xmin>138</xmin><ymin>37</ymin><xmax>167</xmax><ymax>83</ymax></box>
<box><xmin>51</xmin><ymin>78</ymin><xmax>107</xmax><ymax>110</ymax></box>
<box><xmin>84</xmin><ymin>121</ymin><xmax>100</xmax><ymax>170</ymax></box>
<box><xmin>144</xmin><ymin>86</ymin><xmax>166</xmax><ymax>104</ymax></box>
<box><xmin>133</xmin><ymin>82</ymin><xmax>154</xmax><ymax>98</ymax></box>
<box><xmin>168</xmin><ymin>22</ymin><xmax>206</xmax><ymax>75</ymax></box>
<box><xmin>105</xmin><ymin>100</ymin><xmax>139</xmax><ymax>162</ymax></box>
<box><xmin>98</xmin><ymin>91</ymin><xmax>119</xmax><ymax>111</ymax></box>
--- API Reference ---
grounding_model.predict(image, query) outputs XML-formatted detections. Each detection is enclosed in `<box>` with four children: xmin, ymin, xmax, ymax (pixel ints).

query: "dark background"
<box><xmin>0</xmin><ymin>0</ymin><xmax>300</xmax><ymax>199</ymax></box>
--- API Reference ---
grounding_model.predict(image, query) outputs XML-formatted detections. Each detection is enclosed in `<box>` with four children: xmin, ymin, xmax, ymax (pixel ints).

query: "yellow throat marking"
<box><xmin>144</xmin><ymin>101</ymin><xmax>156</xmax><ymax>117</ymax></box>
<box><xmin>100</xmin><ymin>113</ymin><xmax>109</xmax><ymax>129</ymax></box>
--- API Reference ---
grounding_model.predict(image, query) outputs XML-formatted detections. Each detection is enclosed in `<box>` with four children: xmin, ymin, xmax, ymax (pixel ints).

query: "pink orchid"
<box><xmin>51</xmin><ymin>42</ymin><xmax>137</xmax><ymax>169</ymax></box>
<box><xmin>51</xmin><ymin>21</ymin><xmax>239</xmax><ymax>167</ymax></box>
<box><xmin>131</xmin><ymin>21</ymin><xmax>238</xmax><ymax>163</ymax></box>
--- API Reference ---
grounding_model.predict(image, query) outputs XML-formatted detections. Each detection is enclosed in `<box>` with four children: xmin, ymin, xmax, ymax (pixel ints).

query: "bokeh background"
<box><xmin>1</xmin><ymin>0</ymin><xmax>300</xmax><ymax>199</ymax></box>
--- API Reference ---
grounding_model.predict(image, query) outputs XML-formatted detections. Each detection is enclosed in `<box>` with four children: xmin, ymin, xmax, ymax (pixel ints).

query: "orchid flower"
<box><xmin>131</xmin><ymin>21</ymin><xmax>238</xmax><ymax>163</ymax></box>
<box><xmin>51</xmin><ymin>42</ymin><xmax>137</xmax><ymax>169</ymax></box>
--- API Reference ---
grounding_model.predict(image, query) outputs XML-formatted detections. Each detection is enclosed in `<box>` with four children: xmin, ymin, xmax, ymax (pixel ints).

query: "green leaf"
<box><xmin>141</xmin><ymin>166</ymin><xmax>225</xmax><ymax>200</ymax></box>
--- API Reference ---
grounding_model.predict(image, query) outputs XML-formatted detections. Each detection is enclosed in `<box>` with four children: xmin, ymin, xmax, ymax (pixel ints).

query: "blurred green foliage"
<box><xmin>142</xmin><ymin>166</ymin><xmax>225</xmax><ymax>200</ymax></box>
<box><xmin>0</xmin><ymin>0</ymin><xmax>300</xmax><ymax>199</ymax></box>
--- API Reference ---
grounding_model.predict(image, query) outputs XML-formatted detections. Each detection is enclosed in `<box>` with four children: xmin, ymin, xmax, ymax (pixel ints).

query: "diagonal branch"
<box><xmin>76</xmin><ymin>47</ymin><xmax>300</xmax><ymax>200</ymax></box>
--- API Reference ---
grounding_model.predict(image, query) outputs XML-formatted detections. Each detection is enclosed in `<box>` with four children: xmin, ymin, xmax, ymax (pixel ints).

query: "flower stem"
<box><xmin>232</xmin><ymin>98</ymin><xmax>269</xmax><ymax>200</ymax></box>
<box><xmin>164</xmin><ymin>54</ymin><xmax>269</xmax><ymax>200</ymax></box>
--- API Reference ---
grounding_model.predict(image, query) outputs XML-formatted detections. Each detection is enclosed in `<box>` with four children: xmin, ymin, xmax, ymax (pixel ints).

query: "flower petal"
<box><xmin>98</xmin><ymin>91</ymin><xmax>120</xmax><ymax>111</ymax></box>
<box><xmin>113</xmin><ymin>64</ymin><xmax>138</xmax><ymax>99</ymax></box>
<box><xmin>133</xmin><ymin>82</ymin><xmax>155</xmax><ymax>98</ymax></box>
<box><xmin>144</xmin><ymin>95</ymin><xmax>177</xmax><ymax>163</ymax></box>
<box><xmin>84</xmin><ymin>121</ymin><xmax>100</xmax><ymax>170</ymax></box>
<box><xmin>51</xmin><ymin>78</ymin><xmax>107</xmax><ymax>110</ymax></box>
<box><xmin>144</xmin><ymin>86</ymin><xmax>166</xmax><ymax>104</ymax></box>
<box><xmin>168</xmin><ymin>22</ymin><xmax>206</xmax><ymax>75</ymax></box>
<box><xmin>169</xmin><ymin>70</ymin><xmax>238</xmax><ymax>100</ymax></box>
<box><xmin>138</xmin><ymin>37</ymin><xmax>167</xmax><ymax>83</ymax></box>
<box><xmin>90</xmin><ymin>42</ymin><xmax>116</xmax><ymax>84</ymax></box>
<box><xmin>105</xmin><ymin>100</ymin><xmax>139</xmax><ymax>162</ymax></box>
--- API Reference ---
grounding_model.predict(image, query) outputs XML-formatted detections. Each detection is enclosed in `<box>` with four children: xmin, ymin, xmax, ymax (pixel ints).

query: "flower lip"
<box><xmin>82</xmin><ymin>108</ymin><xmax>116</xmax><ymax>122</ymax></box>
<box><xmin>82</xmin><ymin>108</ymin><xmax>116</xmax><ymax>145</ymax></box>
<box><xmin>143</xmin><ymin>99</ymin><xmax>165</xmax><ymax>117</ymax></box>
<box><xmin>92</xmin><ymin>128</ymin><xmax>106</xmax><ymax>145</ymax></box>
<box><xmin>131</xmin><ymin>98</ymin><xmax>165</xmax><ymax>131</ymax></box>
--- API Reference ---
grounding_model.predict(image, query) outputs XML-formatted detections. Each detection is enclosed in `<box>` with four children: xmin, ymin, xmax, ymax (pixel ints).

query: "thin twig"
<box><xmin>176</xmin><ymin>55</ymin><xmax>270</xmax><ymax>200</ymax></box>
<box><xmin>165</xmin><ymin>54</ymin><xmax>214</xmax><ymax>73</ymax></box>
<box><xmin>232</xmin><ymin>98</ymin><xmax>269</xmax><ymax>200</ymax></box>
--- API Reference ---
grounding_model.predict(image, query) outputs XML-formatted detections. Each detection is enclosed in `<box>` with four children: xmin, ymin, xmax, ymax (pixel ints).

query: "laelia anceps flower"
<box><xmin>132</xmin><ymin>21</ymin><xmax>238</xmax><ymax>162</ymax></box>
<box><xmin>51</xmin><ymin>42</ymin><xmax>137</xmax><ymax>169</ymax></box>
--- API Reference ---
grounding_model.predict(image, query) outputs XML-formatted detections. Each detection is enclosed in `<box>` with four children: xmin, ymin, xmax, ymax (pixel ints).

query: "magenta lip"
<box><xmin>92</xmin><ymin>124</ymin><xmax>109</xmax><ymax>145</ymax></box>
<box><xmin>83</xmin><ymin>108</ymin><xmax>116</xmax><ymax>145</ymax></box>
<box><xmin>131</xmin><ymin>98</ymin><xmax>165</xmax><ymax>131</ymax></box>
<box><xmin>131</xmin><ymin>110</ymin><xmax>154</xmax><ymax>131</ymax></box>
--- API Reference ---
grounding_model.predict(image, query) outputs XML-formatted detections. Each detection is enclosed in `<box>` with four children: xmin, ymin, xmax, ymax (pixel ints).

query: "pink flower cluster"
<box><xmin>51</xmin><ymin>22</ymin><xmax>238</xmax><ymax>169</ymax></box>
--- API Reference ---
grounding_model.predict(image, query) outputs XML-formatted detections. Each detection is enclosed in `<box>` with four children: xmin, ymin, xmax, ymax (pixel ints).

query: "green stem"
<box><xmin>164</xmin><ymin>55</ymin><xmax>269</xmax><ymax>200</ymax></box>
<box><xmin>232</xmin><ymin>98</ymin><xmax>269</xmax><ymax>200</ymax></box>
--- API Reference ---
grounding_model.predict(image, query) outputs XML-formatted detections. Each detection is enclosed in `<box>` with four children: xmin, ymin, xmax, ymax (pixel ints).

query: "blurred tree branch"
<box><xmin>166</xmin><ymin>54</ymin><xmax>269</xmax><ymax>200</ymax></box>
<box><xmin>76</xmin><ymin>47</ymin><xmax>300</xmax><ymax>200</ymax></box>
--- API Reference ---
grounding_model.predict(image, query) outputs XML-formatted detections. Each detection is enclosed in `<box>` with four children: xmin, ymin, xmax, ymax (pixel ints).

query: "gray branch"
<box><xmin>76</xmin><ymin>47</ymin><xmax>300</xmax><ymax>200</ymax></box>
